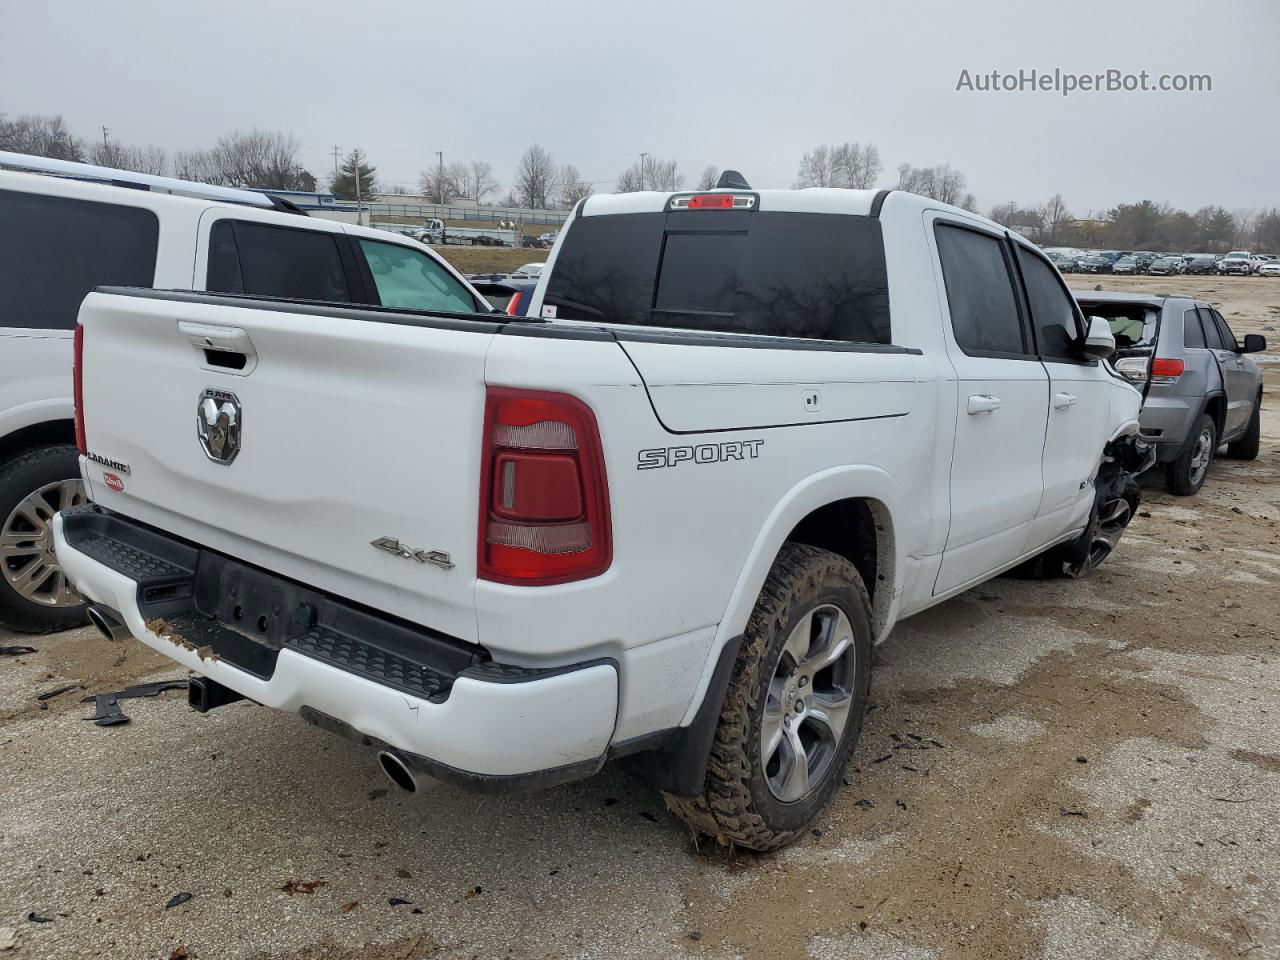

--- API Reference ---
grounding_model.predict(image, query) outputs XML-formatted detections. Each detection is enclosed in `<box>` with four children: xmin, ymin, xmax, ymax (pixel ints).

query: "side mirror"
<box><xmin>1082</xmin><ymin>315</ymin><xmax>1115</xmax><ymax>360</ymax></box>
<box><xmin>1242</xmin><ymin>333</ymin><xmax>1267</xmax><ymax>354</ymax></box>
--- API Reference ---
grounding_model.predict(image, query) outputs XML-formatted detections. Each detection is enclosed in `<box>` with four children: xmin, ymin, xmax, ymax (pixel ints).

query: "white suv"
<box><xmin>56</xmin><ymin>181</ymin><xmax>1150</xmax><ymax>849</ymax></box>
<box><xmin>0</xmin><ymin>155</ymin><xmax>489</xmax><ymax>632</ymax></box>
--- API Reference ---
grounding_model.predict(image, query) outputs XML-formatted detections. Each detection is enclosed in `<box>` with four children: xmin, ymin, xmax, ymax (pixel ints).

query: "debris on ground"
<box><xmin>164</xmin><ymin>892</ymin><xmax>193</xmax><ymax>910</ymax></box>
<box><xmin>83</xmin><ymin>693</ymin><xmax>129</xmax><ymax>727</ymax></box>
<box><xmin>0</xmin><ymin>645</ymin><xmax>37</xmax><ymax>656</ymax></box>
<box><xmin>36</xmin><ymin>683</ymin><xmax>81</xmax><ymax>701</ymax></box>
<box><xmin>168</xmin><ymin>947</ymin><xmax>190</xmax><ymax>960</ymax></box>
<box><xmin>79</xmin><ymin>680</ymin><xmax>190</xmax><ymax>727</ymax></box>
<box><xmin>339</xmin><ymin>900</ymin><xmax>359</xmax><ymax>913</ymax></box>
<box><xmin>280</xmin><ymin>880</ymin><xmax>327</xmax><ymax>895</ymax></box>
<box><xmin>25</xmin><ymin>912</ymin><xmax>52</xmax><ymax>924</ymax></box>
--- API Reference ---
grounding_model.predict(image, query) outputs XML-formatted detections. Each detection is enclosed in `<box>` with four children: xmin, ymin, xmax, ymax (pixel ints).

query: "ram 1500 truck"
<box><xmin>55</xmin><ymin>183</ymin><xmax>1150</xmax><ymax>850</ymax></box>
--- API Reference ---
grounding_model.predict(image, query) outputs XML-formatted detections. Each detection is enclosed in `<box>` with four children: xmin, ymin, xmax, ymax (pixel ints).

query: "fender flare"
<box><xmin>677</xmin><ymin>465</ymin><xmax>904</xmax><ymax>730</ymax></box>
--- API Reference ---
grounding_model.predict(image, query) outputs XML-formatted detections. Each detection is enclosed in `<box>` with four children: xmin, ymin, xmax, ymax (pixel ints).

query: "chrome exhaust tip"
<box><xmin>86</xmin><ymin>603</ymin><xmax>130</xmax><ymax>642</ymax></box>
<box><xmin>377</xmin><ymin>751</ymin><xmax>419</xmax><ymax>793</ymax></box>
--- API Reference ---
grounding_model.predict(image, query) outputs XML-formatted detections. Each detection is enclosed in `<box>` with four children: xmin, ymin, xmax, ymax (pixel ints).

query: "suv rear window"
<box><xmin>208</xmin><ymin>220</ymin><xmax>354</xmax><ymax>302</ymax></box>
<box><xmin>543</xmin><ymin>211</ymin><xmax>890</xmax><ymax>343</ymax></box>
<box><xmin>1077</xmin><ymin>301</ymin><xmax>1159</xmax><ymax>349</ymax></box>
<box><xmin>0</xmin><ymin>189</ymin><xmax>159</xmax><ymax>330</ymax></box>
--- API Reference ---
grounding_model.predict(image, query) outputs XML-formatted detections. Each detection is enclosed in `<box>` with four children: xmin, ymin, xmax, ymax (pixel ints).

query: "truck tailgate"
<box><xmin>76</xmin><ymin>290</ymin><xmax>500</xmax><ymax>644</ymax></box>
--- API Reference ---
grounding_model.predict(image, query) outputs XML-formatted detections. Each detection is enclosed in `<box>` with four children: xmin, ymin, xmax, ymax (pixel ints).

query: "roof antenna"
<box><xmin>715</xmin><ymin>169</ymin><xmax>751</xmax><ymax>190</ymax></box>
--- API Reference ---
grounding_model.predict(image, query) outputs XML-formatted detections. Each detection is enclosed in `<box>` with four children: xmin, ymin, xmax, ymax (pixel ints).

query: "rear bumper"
<box><xmin>52</xmin><ymin>505</ymin><xmax>618</xmax><ymax>788</ymax></box>
<box><xmin>1138</xmin><ymin>392</ymin><xmax>1198</xmax><ymax>461</ymax></box>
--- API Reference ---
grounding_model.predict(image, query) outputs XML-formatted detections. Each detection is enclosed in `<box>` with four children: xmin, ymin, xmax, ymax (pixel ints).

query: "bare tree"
<box><xmin>1039</xmin><ymin>193</ymin><xmax>1072</xmax><ymax>242</ymax></box>
<box><xmin>173</xmin><ymin>149</ymin><xmax>224</xmax><ymax>184</ymax></box>
<box><xmin>557</xmin><ymin>164</ymin><xmax>593</xmax><ymax>208</ymax></box>
<box><xmin>0</xmin><ymin>113</ymin><xmax>83</xmax><ymax>161</ymax></box>
<box><xmin>615</xmin><ymin>165</ymin><xmax>644</xmax><ymax>193</ymax></box>
<box><xmin>616</xmin><ymin>156</ymin><xmax>683</xmax><ymax>193</ymax></box>
<box><xmin>697</xmin><ymin>165</ymin><xmax>720</xmax><ymax>190</ymax></box>
<box><xmin>514</xmin><ymin>144</ymin><xmax>556</xmax><ymax>208</ymax></box>
<box><xmin>466</xmin><ymin>160</ymin><xmax>498</xmax><ymax>203</ymax></box>
<box><xmin>795</xmin><ymin>145</ymin><xmax>834</xmax><ymax>188</ymax></box>
<box><xmin>90</xmin><ymin>140</ymin><xmax>167</xmax><ymax>175</ymax></box>
<box><xmin>897</xmin><ymin>162</ymin><xmax>972</xmax><ymax>207</ymax></box>
<box><xmin>176</xmin><ymin>130</ymin><xmax>314</xmax><ymax>190</ymax></box>
<box><xmin>418</xmin><ymin>163</ymin><xmax>455</xmax><ymax>203</ymax></box>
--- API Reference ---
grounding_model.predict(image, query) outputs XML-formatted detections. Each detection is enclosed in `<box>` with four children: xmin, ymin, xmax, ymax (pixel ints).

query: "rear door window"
<box><xmin>543</xmin><ymin>210</ymin><xmax>891</xmax><ymax>343</ymax></box>
<box><xmin>1182</xmin><ymin>308</ymin><xmax>1206</xmax><ymax>348</ymax></box>
<box><xmin>934</xmin><ymin>224</ymin><xmax>1027</xmax><ymax>357</ymax></box>
<box><xmin>356</xmin><ymin>239</ymin><xmax>476</xmax><ymax>313</ymax></box>
<box><xmin>0</xmin><ymin>188</ymin><xmax>159</xmax><ymax>330</ymax></box>
<box><xmin>1015</xmin><ymin>245</ymin><xmax>1083</xmax><ymax>360</ymax></box>
<box><xmin>207</xmin><ymin>220</ymin><xmax>354</xmax><ymax>302</ymax></box>
<box><xmin>1211</xmin><ymin>309</ymin><xmax>1238</xmax><ymax>350</ymax></box>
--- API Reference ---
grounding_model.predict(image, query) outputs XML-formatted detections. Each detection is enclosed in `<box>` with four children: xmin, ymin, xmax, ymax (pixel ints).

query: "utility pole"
<box><xmin>639</xmin><ymin>152</ymin><xmax>647</xmax><ymax>191</ymax></box>
<box><xmin>435</xmin><ymin>151</ymin><xmax>444</xmax><ymax>205</ymax></box>
<box><xmin>332</xmin><ymin>145</ymin><xmax>341</xmax><ymax>180</ymax></box>
<box><xmin>102</xmin><ymin>126</ymin><xmax>109</xmax><ymax>150</ymax></box>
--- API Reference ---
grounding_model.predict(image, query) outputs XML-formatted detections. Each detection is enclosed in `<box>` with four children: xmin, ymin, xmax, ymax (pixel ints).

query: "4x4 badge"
<box><xmin>371</xmin><ymin>536</ymin><xmax>454</xmax><ymax>571</ymax></box>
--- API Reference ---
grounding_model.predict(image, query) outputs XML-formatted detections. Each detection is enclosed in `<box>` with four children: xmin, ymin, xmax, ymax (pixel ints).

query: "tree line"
<box><xmin>4</xmin><ymin>114</ymin><xmax>1275</xmax><ymax>246</ymax></box>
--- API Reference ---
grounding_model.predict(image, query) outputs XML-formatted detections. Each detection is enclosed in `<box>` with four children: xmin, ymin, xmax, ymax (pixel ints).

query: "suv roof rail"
<box><xmin>0</xmin><ymin>150</ymin><xmax>304</xmax><ymax>213</ymax></box>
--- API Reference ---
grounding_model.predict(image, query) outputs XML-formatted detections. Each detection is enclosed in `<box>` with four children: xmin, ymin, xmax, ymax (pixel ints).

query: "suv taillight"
<box><xmin>1150</xmin><ymin>357</ymin><xmax>1185</xmax><ymax>382</ymax></box>
<box><xmin>73</xmin><ymin>323</ymin><xmax>86</xmax><ymax>453</ymax></box>
<box><xmin>478</xmin><ymin>387</ymin><xmax>612</xmax><ymax>585</ymax></box>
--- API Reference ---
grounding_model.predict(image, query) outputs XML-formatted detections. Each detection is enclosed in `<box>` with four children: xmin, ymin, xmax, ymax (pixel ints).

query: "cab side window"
<box><xmin>1198</xmin><ymin>307</ymin><xmax>1226</xmax><ymax>349</ymax></box>
<box><xmin>1211</xmin><ymin>309</ymin><xmax>1239</xmax><ymax>350</ymax></box>
<box><xmin>935</xmin><ymin>224</ymin><xmax>1027</xmax><ymax>357</ymax></box>
<box><xmin>356</xmin><ymin>239</ymin><xmax>476</xmax><ymax>313</ymax></box>
<box><xmin>1015</xmin><ymin>245</ymin><xmax>1083</xmax><ymax>361</ymax></box>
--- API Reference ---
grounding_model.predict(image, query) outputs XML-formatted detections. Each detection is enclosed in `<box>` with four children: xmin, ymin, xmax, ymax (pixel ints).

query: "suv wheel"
<box><xmin>1226</xmin><ymin>395</ymin><xmax>1262</xmax><ymax>461</ymax></box>
<box><xmin>664</xmin><ymin>543</ymin><xmax>871</xmax><ymax>851</ymax></box>
<box><xmin>1166</xmin><ymin>414</ymin><xmax>1217</xmax><ymax>496</ymax></box>
<box><xmin>0</xmin><ymin>445</ymin><xmax>88</xmax><ymax>633</ymax></box>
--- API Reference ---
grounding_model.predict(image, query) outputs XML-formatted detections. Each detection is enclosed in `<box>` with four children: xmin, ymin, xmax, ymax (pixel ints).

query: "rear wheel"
<box><xmin>0</xmin><ymin>445</ymin><xmax>89</xmax><ymax>633</ymax></box>
<box><xmin>1166</xmin><ymin>414</ymin><xmax>1216</xmax><ymax>495</ymax></box>
<box><xmin>1226</xmin><ymin>396</ymin><xmax>1262</xmax><ymax>460</ymax></box>
<box><xmin>664</xmin><ymin>543</ymin><xmax>872</xmax><ymax>852</ymax></box>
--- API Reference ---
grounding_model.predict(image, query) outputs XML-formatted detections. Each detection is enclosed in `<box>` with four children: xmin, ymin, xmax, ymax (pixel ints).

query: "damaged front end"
<box><xmin>1052</xmin><ymin>433</ymin><xmax>1154</xmax><ymax>579</ymax></box>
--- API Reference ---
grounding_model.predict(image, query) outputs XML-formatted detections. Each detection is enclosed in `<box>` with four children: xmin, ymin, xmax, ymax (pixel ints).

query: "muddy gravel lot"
<box><xmin>2</xmin><ymin>280</ymin><xmax>1280</xmax><ymax>960</ymax></box>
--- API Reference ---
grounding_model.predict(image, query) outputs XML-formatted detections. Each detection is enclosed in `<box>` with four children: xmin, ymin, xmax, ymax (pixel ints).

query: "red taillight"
<box><xmin>1150</xmin><ymin>357</ymin><xmax>1185</xmax><ymax>381</ymax></box>
<box><xmin>505</xmin><ymin>291</ymin><xmax>524</xmax><ymax>316</ymax></box>
<box><xmin>687</xmin><ymin>194</ymin><xmax>735</xmax><ymax>210</ymax></box>
<box><xmin>73</xmin><ymin>323</ymin><xmax>86</xmax><ymax>453</ymax></box>
<box><xmin>478</xmin><ymin>387</ymin><xmax>611</xmax><ymax>585</ymax></box>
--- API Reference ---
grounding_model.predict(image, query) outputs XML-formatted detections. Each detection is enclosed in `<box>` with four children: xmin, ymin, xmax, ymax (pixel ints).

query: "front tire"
<box><xmin>664</xmin><ymin>543</ymin><xmax>872</xmax><ymax>851</ymax></box>
<box><xmin>0</xmin><ymin>445</ymin><xmax>89</xmax><ymax>633</ymax></box>
<box><xmin>1166</xmin><ymin>414</ymin><xmax>1217</xmax><ymax>495</ymax></box>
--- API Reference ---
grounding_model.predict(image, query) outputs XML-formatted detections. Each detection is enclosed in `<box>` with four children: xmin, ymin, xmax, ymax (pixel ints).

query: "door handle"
<box><xmin>1053</xmin><ymin>392</ymin><xmax>1078</xmax><ymax>409</ymax></box>
<box><xmin>966</xmin><ymin>395</ymin><xmax>1002</xmax><ymax>415</ymax></box>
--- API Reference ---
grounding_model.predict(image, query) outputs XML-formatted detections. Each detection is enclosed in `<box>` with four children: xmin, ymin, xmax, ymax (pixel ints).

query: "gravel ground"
<box><xmin>2</xmin><ymin>288</ymin><xmax>1279</xmax><ymax>960</ymax></box>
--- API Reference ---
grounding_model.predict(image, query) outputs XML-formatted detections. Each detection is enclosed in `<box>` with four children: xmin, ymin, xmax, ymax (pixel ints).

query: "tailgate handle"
<box><xmin>179</xmin><ymin>321</ymin><xmax>258</xmax><ymax>377</ymax></box>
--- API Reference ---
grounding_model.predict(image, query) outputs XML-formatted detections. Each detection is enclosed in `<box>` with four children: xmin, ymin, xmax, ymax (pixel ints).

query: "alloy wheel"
<box><xmin>760</xmin><ymin>603</ymin><xmax>858</xmax><ymax>803</ymax></box>
<box><xmin>1</xmin><ymin>479</ymin><xmax>86</xmax><ymax>607</ymax></box>
<box><xmin>1189</xmin><ymin>427</ymin><xmax>1214</xmax><ymax>488</ymax></box>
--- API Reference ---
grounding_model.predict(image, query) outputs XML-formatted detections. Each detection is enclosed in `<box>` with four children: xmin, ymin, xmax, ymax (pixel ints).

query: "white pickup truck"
<box><xmin>55</xmin><ymin>183</ymin><xmax>1150</xmax><ymax>850</ymax></box>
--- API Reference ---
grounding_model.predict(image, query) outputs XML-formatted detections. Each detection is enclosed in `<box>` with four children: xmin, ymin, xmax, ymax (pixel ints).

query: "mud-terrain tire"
<box><xmin>0</xmin><ymin>445</ymin><xmax>88</xmax><ymax>633</ymax></box>
<box><xmin>1226</xmin><ymin>396</ymin><xmax>1261</xmax><ymax>461</ymax></box>
<box><xmin>1166</xmin><ymin>414</ymin><xmax>1217</xmax><ymax>496</ymax></box>
<box><xmin>664</xmin><ymin>543</ymin><xmax>872</xmax><ymax>852</ymax></box>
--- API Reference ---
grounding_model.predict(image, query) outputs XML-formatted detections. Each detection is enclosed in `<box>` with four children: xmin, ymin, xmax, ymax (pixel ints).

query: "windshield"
<box><xmin>543</xmin><ymin>210</ymin><xmax>891</xmax><ymax>343</ymax></box>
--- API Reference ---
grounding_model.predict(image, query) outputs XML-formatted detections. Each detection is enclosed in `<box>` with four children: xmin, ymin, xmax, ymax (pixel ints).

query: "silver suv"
<box><xmin>1077</xmin><ymin>292</ymin><xmax>1265</xmax><ymax>495</ymax></box>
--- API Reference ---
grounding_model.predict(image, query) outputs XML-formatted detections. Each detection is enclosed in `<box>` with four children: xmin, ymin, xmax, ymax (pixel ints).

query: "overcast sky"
<box><xmin>3</xmin><ymin>0</ymin><xmax>1277</xmax><ymax>214</ymax></box>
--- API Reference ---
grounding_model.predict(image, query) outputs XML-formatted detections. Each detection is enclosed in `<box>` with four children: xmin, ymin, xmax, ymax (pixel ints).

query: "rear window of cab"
<box><xmin>542</xmin><ymin>211</ymin><xmax>891</xmax><ymax>344</ymax></box>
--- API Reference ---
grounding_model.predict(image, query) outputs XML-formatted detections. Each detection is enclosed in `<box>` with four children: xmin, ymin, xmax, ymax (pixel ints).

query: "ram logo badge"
<box><xmin>197</xmin><ymin>388</ymin><xmax>242</xmax><ymax>465</ymax></box>
<box><xmin>638</xmin><ymin>439</ymin><xmax>764</xmax><ymax>470</ymax></box>
<box><xmin>371</xmin><ymin>536</ymin><xmax>454</xmax><ymax>571</ymax></box>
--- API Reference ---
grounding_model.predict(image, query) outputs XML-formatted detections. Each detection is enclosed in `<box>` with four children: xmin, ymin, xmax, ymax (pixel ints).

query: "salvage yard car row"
<box><xmin>1049</xmin><ymin>247</ymin><xmax>1277</xmax><ymax>275</ymax></box>
<box><xmin>0</xmin><ymin>151</ymin><xmax>1267</xmax><ymax>853</ymax></box>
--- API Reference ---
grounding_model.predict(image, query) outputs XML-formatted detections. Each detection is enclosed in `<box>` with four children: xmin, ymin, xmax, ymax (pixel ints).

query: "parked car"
<box><xmin>521</xmin><ymin>235</ymin><xmax>548</xmax><ymax>249</ymax></box>
<box><xmin>510</xmin><ymin>262</ymin><xmax>545</xmax><ymax>279</ymax></box>
<box><xmin>0</xmin><ymin>152</ymin><xmax>489</xmax><ymax>631</ymax></box>
<box><xmin>58</xmin><ymin>184</ymin><xmax>1149</xmax><ymax>850</ymax></box>
<box><xmin>1132</xmin><ymin>252</ymin><xmax>1158</xmax><ymax>273</ymax></box>
<box><xmin>470</xmin><ymin>278</ymin><xmax>539</xmax><ymax>316</ymax></box>
<box><xmin>1259</xmin><ymin>259</ymin><xmax>1280</xmax><ymax>277</ymax></box>
<box><xmin>1047</xmin><ymin>252</ymin><xmax>1078</xmax><ymax>273</ymax></box>
<box><xmin>1148</xmin><ymin>256</ymin><xmax>1185</xmax><ymax>276</ymax></box>
<box><xmin>1079</xmin><ymin>292</ymin><xmax>1264</xmax><ymax>495</ymax></box>
<box><xmin>1249</xmin><ymin>254</ymin><xmax>1274</xmax><ymax>274</ymax></box>
<box><xmin>1078</xmin><ymin>254</ymin><xmax>1114</xmax><ymax>273</ymax></box>
<box><xmin>1112</xmin><ymin>256</ymin><xmax>1140</xmax><ymax>275</ymax></box>
<box><xmin>1186</xmin><ymin>255</ymin><xmax>1218</xmax><ymax>275</ymax></box>
<box><xmin>1218</xmin><ymin>251</ymin><xmax>1253</xmax><ymax>275</ymax></box>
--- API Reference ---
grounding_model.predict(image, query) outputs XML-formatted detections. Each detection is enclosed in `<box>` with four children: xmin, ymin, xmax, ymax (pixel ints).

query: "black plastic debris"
<box><xmin>26</xmin><ymin>912</ymin><xmax>53</xmax><ymax>923</ymax></box>
<box><xmin>79</xmin><ymin>680</ymin><xmax>188</xmax><ymax>704</ymax></box>
<box><xmin>164</xmin><ymin>892</ymin><xmax>193</xmax><ymax>910</ymax></box>
<box><xmin>0</xmin><ymin>645</ymin><xmax>37</xmax><ymax>656</ymax></box>
<box><xmin>388</xmin><ymin>897</ymin><xmax>413</xmax><ymax>907</ymax></box>
<box><xmin>37</xmin><ymin>683</ymin><xmax>80</xmax><ymax>702</ymax></box>
<box><xmin>84</xmin><ymin>693</ymin><xmax>129</xmax><ymax>727</ymax></box>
